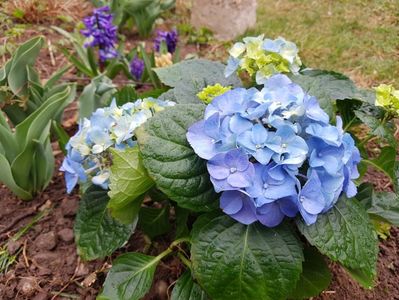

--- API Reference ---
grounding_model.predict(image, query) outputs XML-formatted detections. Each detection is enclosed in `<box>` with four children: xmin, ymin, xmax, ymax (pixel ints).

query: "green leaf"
<box><xmin>363</xmin><ymin>146</ymin><xmax>396</xmax><ymax>183</ymax></box>
<box><xmin>154</xmin><ymin>59</ymin><xmax>241</xmax><ymax>104</ymax></box>
<box><xmin>191</xmin><ymin>215</ymin><xmax>304</xmax><ymax>300</ymax></box>
<box><xmin>355</xmin><ymin>110</ymin><xmax>396</xmax><ymax>147</ymax></box>
<box><xmin>175</xmin><ymin>206</ymin><xmax>190</xmax><ymax>239</ymax></box>
<box><xmin>367</xmin><ymin>191</ymin><xmax>399</xmax><ymax>226</ymax></box>
<box><xmin>108</xmin><ymin>147</ymin><xmax>154</xmax><ymax>210</ymax></box>
<box><xmin>74</xmin><ymin>186</ymin><xmax>135</xmax><ymax>261</ymax></box>
<box><xmin>109</xmin><ymin>195</ymin><xmax>144</xmax><ymax>225</ymax></box>
<box><xmin>15</xmin><ymin>84</ymin><xmax>75</xmax><ymax>148</ymax></box>
<box><xmin>288</xmin><ymin>247</ymin><xmax>332</xmax><ymax>299</ymax></box>
<box><xmin>136</xmin><ymin>104</ymin><xmax>218</xmax><ymax>212</ymax></box>
<box><xmin>8</xmin><ymin>36</ymin><xmax>44</xmax><ymax>96</ymax></box>
<box><xmin>52</xmin><ymin>121</ymin><xmax>70</xmax><ymax>155</ymax></box>
<box><xmin>296</xmin><ymin>196</ymin><xmax>378</xmax><ymax>288</ymax></box>
<box><xmin>138</xmin><ymin>205</ymin><xmax>171</xmax><ymax>238</ymax></box>
<box><xmin>171</xmin><ymin>271</ymin><xmax>209</xmax><ymax>300</ymax></box>
<box><xmin>99</xmin><ymin>252</ymin><xmax>159</xmax><ymax>300</ymax></box>
<box><xmin>290</xmin><ymin>69</ymin><xmax>368</xmax><ymax>119</ymax></box>
<box><xmin>138</xmin><ymin>205</ymin><xmax>171</xmax><ymax>239</ymax></box>
<box><xmin>114</xmin><ymin>85</ymin><xmax>138</xmax><ymax>106</ymax></box>
<box><xmin>0</xmin><ymin>153</ymin><xmax>31</xmax><ymax>200</ymax></box>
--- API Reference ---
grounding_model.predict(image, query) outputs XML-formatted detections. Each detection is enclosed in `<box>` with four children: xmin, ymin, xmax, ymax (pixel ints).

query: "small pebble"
<box><xmin>58</xmin><ymin>228</ymin><xmax>74</xmax><ymax>243</ymax></box>
<box><xmin>35</xmin><ymin>231</ymin><xmax>57</xmax><ymax>250</ymax></box>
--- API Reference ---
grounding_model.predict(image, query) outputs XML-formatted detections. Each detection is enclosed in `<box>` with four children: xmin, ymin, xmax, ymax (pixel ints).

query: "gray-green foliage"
<box><xmin>0</xmin><ymin>36</ymin><xmax>75</xmax><ymax>200</ymax></box>
<box><xmin>0</xmin><ymin>85</ymin><xmax>75</xmax><ymax>200</ymax></box>
<box><xmin>0</xmin><ymin>36</ymin><xmax>73</xmax><ymax>125</ymax></box>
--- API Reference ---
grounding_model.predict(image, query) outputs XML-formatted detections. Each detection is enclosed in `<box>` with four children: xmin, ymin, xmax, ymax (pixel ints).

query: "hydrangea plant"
<box><xmin>66</xmin><ymin>38</ymin><xmax>399</xmax><ymax>300</ymax></box>
<box><xmin>61</xmin><ymin>98</ymin><xmax>175</xmax><ymax>193</ymax></box>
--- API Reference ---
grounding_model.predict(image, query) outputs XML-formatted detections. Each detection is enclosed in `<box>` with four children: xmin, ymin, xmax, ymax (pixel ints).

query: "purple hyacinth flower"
<box><xmin>207</xmin><ymin>148</ymin><xmax>255</xmax><ymax>193</ymax></box>
<box><xmin>130</xmin><ymin>56</ymin><xmax>145</xmax><ymax>80</ymax></box>
<box><xmin>154</xmin><ymin>29</ymin><xmax>178</xmax><ymax>53</ymax></box>
<box><xmin>220</xmin><ymin>191</ymin><xmax>257</xmax><ymax>225</ymax></box>
<box><xmin>81</xmin><ymin>6</ymin><xmax>118</xmax><ymax>62</ymax></box>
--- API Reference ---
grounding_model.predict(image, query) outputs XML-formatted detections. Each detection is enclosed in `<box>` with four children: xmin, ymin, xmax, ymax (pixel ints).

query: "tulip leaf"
<box><xmin>296</xmin><ymin>196</ymin><xmax>378</xmax><ymax>289</ymax></box>
<box><xmin>136</xmin><ymin>104</ymin><xmax>218</xmax><ymax>212</ymax></box>
<box><xmin>191</xmin><ymin>215</ymin><xmax>303</xmax><ymax>300</ymax></box>
<box><xmin>155</xmin><ymin>59</ymin><xmax>241</xmax><ymax>104</ymax></box>
<box><xmin>108</xmin><ymin>147</ymin><xmax>154</xmax><ymax>210</ymax></box>
<box><xmin>366</xmin><ymin>191</ymin><xmax>399</xmax><ymax>226</ymax></box>
<box><xmin>74</xmin><ymin>186</ymin><xmax>136</xmax><ymax>261</ymax></box>
<box><xmin>8</xmin><ymin>36</ymin><xmax>44</xmax><ymax>96</ymax></box>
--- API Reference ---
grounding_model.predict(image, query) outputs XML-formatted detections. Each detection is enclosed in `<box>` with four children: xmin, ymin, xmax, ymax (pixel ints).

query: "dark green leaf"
<box><xmin>99</xmin><ymin>252</ymin><xmax>159</xmax><ymax>300</ymax></box>
<box><xmin>363</xmin><ymin>147</ymin><xmax>396</xmax><ymax>184</ymax></box>
<box><xmin>154</xmin><ymin>59</ymin><xmax>241</xmax><ymax>104</ymax></box>
<box><xmin>138</xmin><ymin>205</ymin><xmax>171</xmax><ymax>238</ymax></box>
<box><xmin>288</xmin><ymin>247</ymin><xmax>332</xmax><ymax>299</ymax></box>
<box><xmin>108</xmin><ymin>147</ymin><xmax>154</xmax><ymax>210</ymax></box>
<box><xmin>191</xmin><ymin>215</ymin><xmax>303</xmax><ymax>300</ymax></box>
<box><xmin>74</xmin><ymin>186</ymin><xmax>135</xmax><ymax>261</ymax></box>
<box><xmin>355</xmin><ymin>110</ymin><xmax>396</xmax><ymax>147</ymax></box>
<box><xmin>115</xmin><ymin>85</ymin><xmax>138</xmax><ymax>106</ymax></box>
<box><xmin>297</xmin><ymin>196</ymin><xmax>378</xmax><ymax>288</ymax></box>
<box><xmin>171</xmin><ymin>271</ymin><xmax>209</xmax><ymax>300</ymax></box>
<box><xmin>136</xmin><ymin>104</ymin><xmax>218</xmax><ymax>212</ymax></box>
<box><xmin>175</xmin><ymin>206</ymin><xmax>190</xmax><ymax>239</ymax></box>
<box><xmin>367</xmin><ymin>191</ymin><xmax>399</xmax><ymax>226</ymax></box>
<box><xmin>290</xmin><ymin>69</ymin><xmax>369</xmax><ymax>119</ymax></box>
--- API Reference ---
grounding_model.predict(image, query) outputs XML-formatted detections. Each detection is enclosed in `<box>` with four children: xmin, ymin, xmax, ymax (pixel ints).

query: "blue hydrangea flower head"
<box><xmin>207</xmin><ymin>148</ymin><xmax>255</xmax><ymax>192</ymax></box>
<box><xmin>130</xmin><ymin>56</ymin><xmax>145</xmax><ymax>80</ymax></box>
<box><xmin>187</xmin><ymin>73</ymin><xmax>361</xmax><ymax>227</ymax></box>
<box><xmin>61</xmin><ymin>98</ymin><xmax>175</xmax><ymax>192</ymax></box>
<box><xmin>154</xmin><ymin>29</ymin><xmax>178</xmax><ymax>54</ymax></box>
<box><xmin>81</xmin><ymin>6</ymin><xmax>118</xmax><ymax>62</ymax></box>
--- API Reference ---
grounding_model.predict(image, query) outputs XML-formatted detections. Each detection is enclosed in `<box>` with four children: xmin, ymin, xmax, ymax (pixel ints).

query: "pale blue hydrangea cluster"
<box><xmin>61</xmin><ymin>98</ymin><xmax>175</xmax><ymax>193</ymax></box>
<box><xmin>187</xmin><ymin>74</ymin><xmax>360</xmax><ymax>227</ymax></box>
<box><xmin>225</xmin><ymin>35</ymin><xmax>302</xmax><ymax>84</ymax></box>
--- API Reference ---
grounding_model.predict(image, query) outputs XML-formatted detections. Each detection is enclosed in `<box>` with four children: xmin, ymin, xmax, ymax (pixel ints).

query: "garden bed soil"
<box><xmin>0</xmin><ymin>163</ymin><xmax>398</xmax><ymax>299</ymax></box>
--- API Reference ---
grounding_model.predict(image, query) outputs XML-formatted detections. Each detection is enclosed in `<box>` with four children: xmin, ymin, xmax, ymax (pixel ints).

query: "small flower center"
<box><xmin>300</xmin><ymin>196</ymin><xmax>306</xmax><ymax>203</ymax></box>
<box><xmin>281</xmin><ymin>143</ymin><xmax>288</xmax><ymax>149</ymax></box>
<box><xmin>255</xmin><ymin>144</ymin><xmax>262</xmax><ymax>149</ymax></box>
<box><xmin>263</xmin><ymin>183</ymin><xmax>269</xmax><ymax>189</ymax></box>
<box><xmin>230</xmin><ymin>167</ymin><xmax>237</xmax><ymax>173</ymax></box>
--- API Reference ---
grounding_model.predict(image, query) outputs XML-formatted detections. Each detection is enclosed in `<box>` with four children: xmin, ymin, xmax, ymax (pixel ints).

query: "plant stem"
<box><xmin>153</xmin><ymin>237</ymin><xmax>191</xmax><ymax>263</ymax></box>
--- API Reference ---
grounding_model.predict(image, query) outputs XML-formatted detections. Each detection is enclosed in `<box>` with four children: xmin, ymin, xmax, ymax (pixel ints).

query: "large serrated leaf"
<box><xmin>74</xmin><ymin>186</ymin><xmax>135</xmax><ymax>261</ymax></box>
<box><xmin>98</xmin><ymin>252</ymin><xmax>159</xmax><ymax>300</ymax></box>
<box><xmin>171</xmin><ymin>271</ymin><xmax>209</xmax><ymax>300</ymax></box>
<box><xmin>288</xmin><ymin>247</ymin><xmax>332</xmax><ymax>299</ymax></box>
<box><xmin>136</xmin><ymin>104</ymin><xmax>218</xmax><ymax>212</ymax></box>
<box><xmin>108</xmin><ymin>147</ymin><xmax>154</xmax><ymax>210</ymax></box>
<box><xmin>154</xmin><ymin>59</ymin><xmax>241</xmax><ymax>104</ymax></box>
<box><xmin>290</xmin><ymin>69</ymin><xmax>369</xmax><ymax>119</ymax></box>
<box><xmin>367</xmin><ymin>191</ymin><xmax>399</xmax><ymax>226</ymax></box>
<box><xmin>363</xmin><ymin>146</ymin><xmax>396</xmax><ymax>183</ymax></box>
<box><xmin>191</xmin><ymin>215</ymin><xmax>303</xmax><ymax>300</ymax></box>
<box><xmin>296</xmin><ymin>196</ymin><xmax>378</xmax><ymax>288</ymax></box>
<box><xmin>138</xmin><ymin>205</ymin><xmax>171</xmax><ymax>238</ymax></box>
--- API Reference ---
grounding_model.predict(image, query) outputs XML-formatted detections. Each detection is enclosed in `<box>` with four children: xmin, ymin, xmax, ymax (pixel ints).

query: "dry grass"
<box><xmin>3</xmin><ymin>0</ymin><xmax>91</xmax><ymax>24</ymax></box>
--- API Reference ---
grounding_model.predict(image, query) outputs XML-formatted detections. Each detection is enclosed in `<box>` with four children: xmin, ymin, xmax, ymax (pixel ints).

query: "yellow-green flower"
<box><xmin>197</xmin><ymin>84</ymin><xmax>232</xmax><ymax>104</ymax></box>
<box><xmin>374</xmin><ymin>84</ymin><xmax>399</xmax><ymax>111</ymax></box>
<box><xmin>225</xmin><ymin>35</ymin><xmax>302</xmax><ymax>85</ymax></box>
